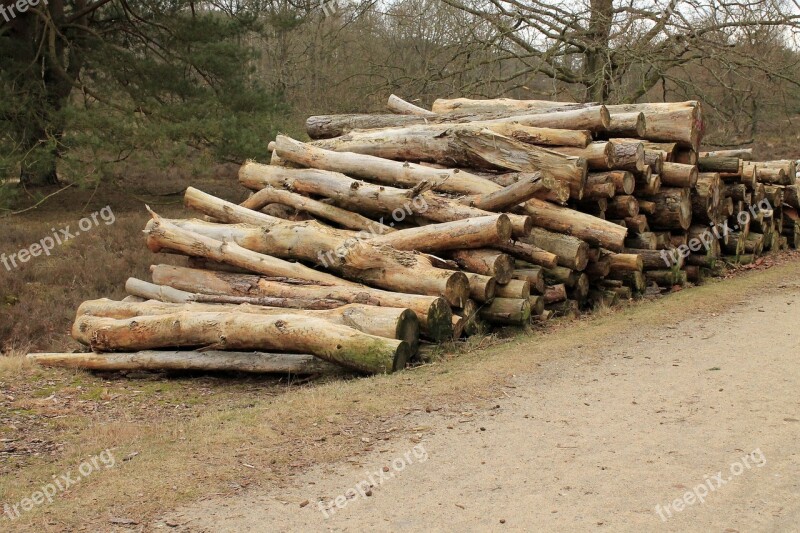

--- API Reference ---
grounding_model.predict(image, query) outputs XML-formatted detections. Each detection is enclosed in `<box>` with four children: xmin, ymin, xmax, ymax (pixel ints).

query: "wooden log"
<box><xmin>239</xmin><ymin>162</ymin><xmax>532</xmax><ymax>237</ymax></box>
<box><xmin>274</xmin><ymin>135</ymin><xmax>497</xmax><ymax>196</ymax></box>
<box><xmin>660</xmin><ymin>162</ymin><xmax>698</xmax><ymax>188</ymax></box>
<box><xmin>637</xmin><ymin>173</ymin><xmax>662</xmax><ymax>196</ymax></box>
<box><xmin>306</xmin><ymin>107</ymin><xmax>610</xmax><ymax>139</ymax></box>
<box><xmin>674</xmin><ymin>148</ymin><xmax>698</xmax><ymax>165</ymax></box>
<box><xmin>640</xmin><ymin>188</ymin><xmax>692</xmax><ymax>230</ymax></box>
<box><xmin>486</xmin><ymin>171</ymin><xmax>571</xmax><ymax>205</ymax></box>
<box><xmin>606</xmin><ymin>270</ymin><xmax>646</xmax><ymax>293</ymax></box>
<box><xmin>638</xmin><ymin>199</ymin><xmax>657</xmax><ymax>215</ymax></box>
<box><xmin>605</xmin><ymin>102</ymin><xmax>704</xmax><ymax>150</ymax></box>
<box><xmin>72</xmin><ymin>313</ymin><xmax>411</xmax><ymax>374</ymax></box>
<box><xmin>454</xmin><ymin>299</ymin><xmax>484</xmax><ymax>337</ymax></box>
<box><xmin>157</xmin><ymin>216</ymin><xmax>470</xmax><ymax>307</ymax></box>
<box><xmin>543</xmin><ymin>284</ymin><xmax>568</xmax><ymax>304</ymax></box>
<box><xmin>784</xmin><ymin>185</ymin><xmax>800</xmax><ymax>209</ymax></box>
<box><xmin>79</xmin><ymin>299</ymin><xmax>420</xmax><ymax>355</ymax></box>
<box><xmin>495</xmin><ymin>241</ymin><xmax>559</xmax><ymax>269</ymax></box>
<box><xmin>430</xmin><ymin>98</ymin><xmax>596</xmax><ymax>115</ymax></box>
<box><xmin>308</xmin><ymin>126</ymin><xmax>588</xmax><ymax>196</ymax></box>
<box><xmin>591</xmin><ymin>170</ymin><xmax>635</xmax><ymax>195</ymax></box>
<box><xmin>646</xmin><ymin>270</ymin><xmax>687</xmax><ymax>287</ymax></box>
<box><xmin>550</xmin><ymin>142</ymin><xmax>615</xmax><ymax>170</ymax></box>
<box><xmin>479</xmin><ymin>298</ymin><xmax>532</xmax><ymax>325</ymax></box>
<box><xmin>463</xmin><ymin>172</ymin><xmax>548</xmax><ymax>211</ymax></box>
<box><xmin>700</xmin><ymin>148</ymin><xmax>753</xmax><ymax>160</ymax></box>
<box><xmin>528</xmin><ymin>295</ymin><xmax>545</xmax><ymax>317</ymax></box>
<box><xmin>698</xmin><ymin>156</ymin><xmax>740</xmax><ymax>173</ymax></box>
<box><xmin>145</xmin><ymin>211</ymin><xmax>352</xmax><ymax>287</ymax></box>
<box><xmin>607</xmin><ymin>253</ymin><xmax>644</xmax><ymax>272</ymax></box>
<box><xmin>625</xmin><ymin>232</ymin><xmax>658</xmax><ymax>250</ymax></box>
<box><xmin>568</xmin><ymin>273</ymin><xmax>590</xmax><ymax>303</ymax></box>
<box><xmin>606</xmin><ymin>195</ymin><xmax>640</xmax><ymax>218</ymax></box>
<box><xmin>372</xmin><ymin>215</ymin><xmax>511</xmax><ymax>252</ymax></box>
<box><xmin>643</xmin><ymin>150</ymin><xmax>664</xmax><ymax>174</ymax></box>
<box><xmin>546</xmin><ymin>299</ymin><xmax>580</xmax><ymax>317</ymax></box>
<box><xmin>495</xmin><ymin>279</ymin><xmax>531</xmax><ymax>299</ymax></box>
<box><xmin>150</xmin><ymin>265</ymin><xmax>454</xmax><ymax>342</ymax></box>
<box><xmin>583</xmin><ymin>178</ymin><xmax>616</xmax><ymax>200</ymax></box>
<box><xmin>513</xmin><ymin>268</ymin><xmax>545</xmax><ymax>294</ymax></box>
<box><xmin>584</xmin><ymin>257</ymin><xmax>611</xmax><ymax>280</ymax></box>
<box><xmin>622</xmin><ymin>214</ymin><xmax>649</xmax><ymax>233</ymax></box>
<box><xmin>604</xmin><ymin>112</ymin><xmax>647</xmax><ymax>138</ymax></box>
<box><xmin>463</xmin><ymin>273</ymin><xmax>497</xmax><ymax>303</ymax></box>
<box><xmin>448</xmin><ymin>249</ymin><xmax>515</xmax><ymax>284</ymax></box>
<box><xmin>126</xmin><ymin>278</ymin><xmax>345</xmax><ymax>310</ymax></box>
<box><xmin>241</xmin><ymin>186</ymin><xmax>394</xmax><ymax>234</ymax></box>
<box><xmin>520</xmin><ymin>198</ymin><xmax>628</xmax><ymax>251</ymax></box>
<box><xmin>387</xmin><ymin>94</ymin><xmax>436</xmax><ymax>116</ymax></box>
<box><xmin>28</xmin><ymin>351</ymin><xmax>341</xmax><ymax>374</ymax></box>
<box><xmin>630</xmin><ymin>249</ymin><xmax>684</xmax><ymax>270</ymax></box>
<box><xmin>519</xmin><ymin>227</ymin><xmax>589</xmax><ymax>271</ymax></box>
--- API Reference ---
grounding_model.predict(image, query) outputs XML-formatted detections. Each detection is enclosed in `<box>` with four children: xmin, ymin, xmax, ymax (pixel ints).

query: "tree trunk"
<box><xmin>238</xmin><ymin>163</ymin><xmax>532</xmax><ymax>237</ymax></box>
<box><xmin>478</xmin><ymin>298</ymin><xmax>531</xmax><ymax>325</ymax></box>
<box><xmin>430</xmin><ymin>98</ymin><xmax>595</xmax><ymax>115</ymax></box>
<box><xmin>27</xmin><ymin>351</ymin><xmax>341</xmax><ymax>374</ymax></box>
<box><xmin>447</xmin><ymin>249</ymin><xmax>514</xmax><ymax>284</ymax></box>
<box><xmin>495</xmin><ymin>279</ymin><xmax>531</xmax><ymax>299</ymax></box>
<box><xmin>660</xmin><ymin>162</ymin><xmax>698</xmax><ymax>188</ymax></box>
<box><xmin>550</xmin><ymin>142</ymin><xmax>615</xmax><ymax>170</ymax></box>
<box><xmin>387</xmin><ymin>94</ymin><xmax>436</xmax><ymax>116</ymax></box>
<box><xmin>640</xmin><ymin>188</ymin><xmax>692</xmax><ymax>230</ymax></box>
<box><xmin>149</xmin><ymin>264</ymin><xmax>454</xmax><ymax>342</ymax></box>
<box><xmin>519</xmin><ymin>227</ymin><xmax>589</xmax><ymax>270</ymax></box>
<box><xmin>78</xmin><ymin>299</ymin><xmax>420</xmax><ymax>355</ymax></box>
<box><xmin>520</xmin><ymin>198</ymin><xmax>627</xmax><ymax>251</ymax></box>
<box><xmin>72</xmin><ymin>313</ymin><xmax>411</xmax><ymax>374</ymax></box>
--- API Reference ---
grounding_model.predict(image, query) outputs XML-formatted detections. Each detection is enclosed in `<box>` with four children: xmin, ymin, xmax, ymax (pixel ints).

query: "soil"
<box><xmin>158</xmin><ymin>279</ymin><xmax>800</xmax><ymax>531</ymax></box>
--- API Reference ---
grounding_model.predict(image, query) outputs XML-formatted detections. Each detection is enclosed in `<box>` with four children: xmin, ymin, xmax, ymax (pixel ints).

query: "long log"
<box><xmin>238</xmin><ymin>163</ymin><xmax>532</xmax><ymax>237</ymax></box>
<box><xmin>78</xmin><ymin>299</ymin><xmax>420</xmax><ymax>355</ymax></box>
<box><xmin>430</xmin><ymin>98</ymin><xmax>595</xmax><ymax>115</ymax></box>
<box><xmin>387</xmin><ymin>94</ymin><xmax>436</xmax><ymax>116</ymax></box>
<box><xmin>161</xmin><ymin>215</ymin><xmax>469</xmax><ymax>306</ymax></box>
<box><xmin>72</xmin><ymin>313</ymin><xmax>411</xmax><ymax>374</ymax></box>
<box><xmin>150</xmin><ymin>265</ymin><xmax>454</xmax><ymax>342</ymax></box>
<box><xmin>519</xmin><ymin>227</ymin><xmax>589</xmax><ymax>271</ymax></box>
<box><xmin>241</xmin><ymin>186</ymin><xmax>394</xmax><ymax>234</ymax></box>
<box><xmin>27</xmin><ymin>351</ymin><xmax>341</xmax><ymax>374</ymax></box>
<box><xmin>519</xmin><ymin>198</ymin><xmax>628</xmax><ymax>251</ymax></box>
<box><xmin>371</xmin><ymin>215</ymin><xmax>511</xmax><ymax>251</ymax></box>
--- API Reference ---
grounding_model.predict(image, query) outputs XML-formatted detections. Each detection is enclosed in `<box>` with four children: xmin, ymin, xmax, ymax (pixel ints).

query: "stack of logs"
<box><xmin>27</xmin><ymin>95</ymin><xmax>800</xmax><ymax>376</ymax></box>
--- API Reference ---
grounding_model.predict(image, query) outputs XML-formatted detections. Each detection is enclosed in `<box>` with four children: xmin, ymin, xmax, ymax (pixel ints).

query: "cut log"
<box><xmin>698</xmin><ymin>156</ymin><xmax>740</xmax><ymax>173</ymax></box>
<box><xmin>604</xmin><ymin>112</ymin><xmax>647</xmax><ymax>138</ymax></box>
<box><xmin>149</xmin><ymin>265</ymin><xmax>454</xmax><ymax>342</ymax></box>
<box><xmin>591</xmin><ymin>171</ymin><xmax>635</xmax><ymax>195</ymax></box>
<box><xmin>387</xmin><ymin>94</ymin><xmax>436</xmax><ymax>116</ymax></box>
<box><xmin>28</xmin><ymin>351</ymin><xmax>341</xmax><ymax>374</ymax></box>
<box><xmin>463</xmin><ymin>273</ymin><xmax>497</xmax><ymax>303</ymax></box>
<box><xmin>606</xmin><ymin>195</ymin><xmax>640</xmax><ymax>219</ymax></box>
<box><xmin>430</xmin><ymin>98</ymin><xmax>595</xmax><ymax>115</ymax></box>
<box><xmin>241</xmin><ymin>186</ymin><xmax>394</xmax><ymax>234</ymax></box>
<box><xmin>495</xmin><ymin>241</ymin><xmax>559</xmax><ymax>269</ymax></box>
<box><xmin>605</xmin><ymin>102</ymin><xmax>705</xmax><ymax>150</ymax></box>
<box><xmin>145</xmin><ymin>211</ymin><xmax>352</xmax><ymax>287</ymax></box>
<box><xmin>700</xmin><ymin>148</ymin><xmax>753</xmax><ymax>160</ymax></box>
<box><xmin>513</xmin><ymin>268</ymin><xmax>545</xmax><ymax>294</ymax></box>
<box><xmin>519</xmin><ymin>199</ymin><xmax>628</xmax><ymax>251</ymax></box>
<box><xmin>543</xmin><ymin>284</ymin><xmax>567</xmax><ymax>304</ymax></box>
<box><xmin>607</xmin><ymin>253</ymin><xmax>644</xmax><ymax>272</ymax></box>
<box><xmin>660</xmin><ymin>162</ymin><xmax>699</xmax><ymax>188</ymax></box>
<box><xmin>640</xmin><ymin>188</ymin><xmax>692</xmax><ymax>230</ymax></box>
<box><xmin>463</xmin><ymin>173</ymin><xmax>547</xmax><ymax>211</ymax></box>
<box><xmin>583</xmin><ymin>178</ymin><xmax>616</xmax><ymax>200</ymax></box>
<box><xmin>495</xmin><ymin>279</ymin><xmax>530</xmax><ymax>299</ymax></box>
<box><xmin>519</xmin><ymin>227</ymin><xmax>589</xmax><ymax>271</ymax></box>
<box><xmin>274</xmin><ymin>135</ymin><xmax>498</xmax><ymax>196</ymax></box>
<box><xmin>154</xmin><ymin>215</ymin><xmax>470</xmax><ymax>306</ymax></box>
<box><xmin>625</xmin><ymin>232</ymin><xmax>658</xmax><ymax>250</ymax></box>
<box><xmin>371</xmin><ymin>215</ymin><xmax>511</xmax><ymax>252</ymax></box>
<box><xmin>551</xmin><ymin>142</ymin><xmax>615</xmax><ymax>170</ymax></box>
<box><xmin>609</xmin><ymin>141</ymin><xmax>646</xmax><ymax>172</ymax></box>
<box><xmin>77</xmin><ymin>299</ymin><xmax>420</xmax><ymax>355</ymax></box>
<box><xmin>72</xmin><ymin>313</ymin><xmax>411</xmax><ymax>374</ymax></box>
<box><xmin>447</xmin><ymin>249</ymin><xmax>515</xmax><ymax>284</ymax></box>
<box><xmin>454</xmin><ymin>299</ymin><xmax>484</xmax><ymax>337</ymax></box>
<box><xmin>126</xmin><ymin>278</ymin><xmax>345</xmax><ymax>310</ymax></box>
<box><xmin>479</xmin><ymin>298</ymin><xmax>531</xmax><ymax>325</ymax></box>
<box><xmin>239</xmin><ymin>163</ymin><xmax>533</xmax><ymax>237</ymax></box>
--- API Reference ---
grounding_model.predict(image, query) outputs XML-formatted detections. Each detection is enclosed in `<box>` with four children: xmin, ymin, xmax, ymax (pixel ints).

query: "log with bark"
<box><xmin>478</xmin><ymin>298</ymin><xmax>532</xmax><ymax>325</ymax></box>
<box><xmin>28</xmin><ymin>351</ymin><xmax>342</xmax><ymax>374</ymax></box>
<box><xmin>239</xmin><ymin>162</ymin><xmax>533</xmax><ymax>237</ymax></box>
<box><xmin>518</xmin><ymin>227</ymin><xmax>589</xmax><ymax>271</ymax></box>
<box><xmin>150</xmin><ymin>265</ymin><xmax>454</xmax><ymax>342</ymax></box>
<box><xmin>78</xmin><ymin>299</ymin><xmax>420</xmax><ymax>355</ymax></box>
<box><xmin>640</xmin><ymin>188</ymin><xmax>692</xmax><ymax>230</ymax></box>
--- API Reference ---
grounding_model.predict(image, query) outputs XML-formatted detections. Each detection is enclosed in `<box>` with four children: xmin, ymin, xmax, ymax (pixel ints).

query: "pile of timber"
<box><xmin>27</xmin><ymin>95</ymin><xmax>799</xmax><ymax>376</ymax></box>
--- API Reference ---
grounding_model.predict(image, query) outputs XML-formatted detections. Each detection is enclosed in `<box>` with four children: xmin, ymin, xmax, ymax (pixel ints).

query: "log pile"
<box><xmin>27</xmin><ymin>95</ymin><xmax>799</xmax><ymax>376</ymax></box>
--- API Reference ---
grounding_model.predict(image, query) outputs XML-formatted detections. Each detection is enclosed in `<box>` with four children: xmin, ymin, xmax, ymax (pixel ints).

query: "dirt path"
<box><xmin>160</xmin><ymin>280</ymin><xmax>800</xmax><ymax>532</ymax></box>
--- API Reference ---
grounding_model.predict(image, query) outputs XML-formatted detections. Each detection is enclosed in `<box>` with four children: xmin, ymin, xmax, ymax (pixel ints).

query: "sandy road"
<box><xmin>160</xmin><ymin>280</ymin><xmax>800</xmax><ymax>532</ymax></box>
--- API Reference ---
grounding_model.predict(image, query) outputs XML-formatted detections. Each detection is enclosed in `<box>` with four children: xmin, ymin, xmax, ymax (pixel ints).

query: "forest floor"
<box><xmin>1</xmin><ymin>244</ymin><xmax>799</xmax><ymax>531</ymax></box>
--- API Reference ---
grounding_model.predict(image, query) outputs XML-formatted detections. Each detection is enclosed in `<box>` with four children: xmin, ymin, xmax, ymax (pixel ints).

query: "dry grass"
<box><xmin>1</xmin><ymin>254</ymin><xmax>798</xmax><ymax>530</ymax></box>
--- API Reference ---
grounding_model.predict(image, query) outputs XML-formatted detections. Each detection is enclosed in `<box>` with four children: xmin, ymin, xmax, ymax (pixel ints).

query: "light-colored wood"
<box><xmin>640</xmin><ymin>188</ymin><xmax>692</xmax><ymax>230</ymax></box>
<box><xmin>371</xmin><ymin>215</ymin><xmax>511</xmax><ymax>252</ymax></box>
<box><xmin>519</xmin><ymin>227</ymin><xmax>589</xmax><ymax>271</ymax></box>
<box><xmin>590</xmin><ymin>171</ymin><xmax>634</xmax><ymax>195</ymax></box>
<box><xmin>241</xmin><ymin>186</ymin><xmax>394</xmax><ymax>234</ymax></box>
<box><xmin>478</xmin><ymin>298</ymin><xmax>531</xmax><ymax>325</ymax></box>
<box><xmin>149</xmin><ymin>264</ymin><xmax>454</xmax><ymax>342</ymax></box>
<box><xmin>72</xmin><ymin>312</ymin><xmax>411</xmax><ymax>374</ymax></box>
<box><xmin>239</xmin><ymin>162</ymin><xmax>533</xmax><ymax>237</ymax></box>
<box><xmin>27</xmin><ymin>351</ymin><xmax>341</xmax><ymax>374</ymax></box>
<box><xmin>430</xmin><ymin>98</ymin><xmax>594</xmax><ymax>115</ymax></box>
<box><xmin>447</xmin><ymin>249</ymin><xmax>515</xmax><ymax>284</ymax></box>
<box><xmin>520</xmin><ymin>198</ymin><xmax>628</xmax><ymax>251</ymax></box>
<box><xmin>387</xmin><ymin>94</ymin><xmax>436</xmax><ymax>116</ymax></box>
<box><xmin>495</xmin><ymin>279</ymin><xmax>531</xmax><ymax>299</ymax></box>
<box><xmin>463</xmin><ymin>173</ymin><xmax>548</xmax><ymax>211</ymax></box>
<box><xmin>660</xmin><ymin>162</ymin><xmax>698</xmax><ymax>188</ymax></box>
<box><xmin>78</xmin><ymin>299</ymin><xmax>420</xmax><ymax>354</ymax></box>
<box><xmin>551</xmin><ymin>142</ymin><xmax>615</xmax><ymax>170</ymax></box>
